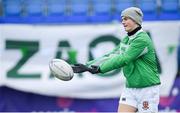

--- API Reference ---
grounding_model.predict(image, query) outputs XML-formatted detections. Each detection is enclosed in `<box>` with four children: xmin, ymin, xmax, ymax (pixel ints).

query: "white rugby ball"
<box><xmin>49</xmin><ymin>59</ymin><xmax>74</xmax><ymax>81</ymax></box>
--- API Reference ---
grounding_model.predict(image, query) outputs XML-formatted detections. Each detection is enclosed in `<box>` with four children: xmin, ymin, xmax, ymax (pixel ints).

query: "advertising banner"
<box><xmin>0</xmin><ymin>22</ymin><xmax>179</xmax><ymax>100</ymax></box>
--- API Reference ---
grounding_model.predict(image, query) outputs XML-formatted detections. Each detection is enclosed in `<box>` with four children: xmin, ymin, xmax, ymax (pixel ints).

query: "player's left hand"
<box><xmin>88</xmin><ymin>65</ymin><xmax>101</xmax><ymax>74</ymax></box>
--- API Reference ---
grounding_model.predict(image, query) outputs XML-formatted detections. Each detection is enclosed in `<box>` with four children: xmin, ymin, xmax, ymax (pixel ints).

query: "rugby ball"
<box><xmin>49</xmin><ymin>59</ymin><xmax>74</xmax><ymax>81</ymax></box>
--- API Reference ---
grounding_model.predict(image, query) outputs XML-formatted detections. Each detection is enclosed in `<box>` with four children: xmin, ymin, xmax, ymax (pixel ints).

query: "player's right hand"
<box><xmin>71</xmin><ymin>63</ymin><xmax>90</xmax><ymax>73</ymax></box>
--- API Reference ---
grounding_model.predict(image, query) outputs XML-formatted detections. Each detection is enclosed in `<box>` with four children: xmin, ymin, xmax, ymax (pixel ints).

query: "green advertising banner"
<box><xmin>0</xmin><ymin>22</ymin><xmax>178</xmax><ymax>99</ymax></box>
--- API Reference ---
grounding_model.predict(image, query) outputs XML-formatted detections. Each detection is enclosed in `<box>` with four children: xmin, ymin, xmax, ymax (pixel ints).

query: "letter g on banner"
<box><xmin>88</xmin><ymin>35</ymin><xmax>121</xmax><ymax>77</ymax></box>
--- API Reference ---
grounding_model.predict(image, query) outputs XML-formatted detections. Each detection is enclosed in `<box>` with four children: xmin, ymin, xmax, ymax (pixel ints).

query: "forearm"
<box><xmin>99</xmin><ymin>54</ymin><xmax>126</xmax><ymax>73</ymax></box>
<box><xmin>99</xmin><ymin>38</ymin><xmax>148</xmax><ymax>73</ymax></box>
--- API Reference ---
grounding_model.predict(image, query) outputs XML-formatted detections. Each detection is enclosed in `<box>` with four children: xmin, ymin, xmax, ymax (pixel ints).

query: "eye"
<box><xmin>122</xmin><ymin>17</ymin><xmax>128</xmax><ymax>21</ymax></box>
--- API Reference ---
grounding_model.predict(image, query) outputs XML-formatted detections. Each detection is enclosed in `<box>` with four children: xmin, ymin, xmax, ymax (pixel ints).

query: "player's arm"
<box><xmin>71</xmin><ymin>44</ymin><xmax>121</xmax><ymax>74</ymax></box>
<box><xmin>99</xmin><ymin>36</ymin><xmax>148</xmax><ymax>73</ymax></box>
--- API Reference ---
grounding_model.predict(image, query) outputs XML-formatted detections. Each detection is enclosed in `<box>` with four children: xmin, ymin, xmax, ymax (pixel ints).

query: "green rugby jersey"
<box><xmin>87</xmin><ymin>30</ymin><xmax>161</xmax><ymax>88</ymax></box>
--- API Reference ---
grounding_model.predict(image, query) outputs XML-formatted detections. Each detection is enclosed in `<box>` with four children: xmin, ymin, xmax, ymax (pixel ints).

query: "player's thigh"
<box><xmin>118</xmin><ymin>103</ymin><xmax>137</xmax><ymax>113</ymax></box>
<box><xmin>137</xmin><ymin>85</ymin><xmax>160</xmax><ymax>113</ymax></box>
<box><xmin>118</xmin><ymin>87</ymin><xmax>138</xmax><ymax>112</ymax></box>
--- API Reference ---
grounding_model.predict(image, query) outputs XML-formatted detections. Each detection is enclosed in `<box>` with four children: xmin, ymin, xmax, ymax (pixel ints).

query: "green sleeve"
<box><xmin>100</xmin><ymin>36</ymin><xmax>148</xmax><ymax>73</ymax></box>
<box><xmin>86</xmin><ymin>44</ymin><xmax>120</xmax><ymax>66</ymax></box>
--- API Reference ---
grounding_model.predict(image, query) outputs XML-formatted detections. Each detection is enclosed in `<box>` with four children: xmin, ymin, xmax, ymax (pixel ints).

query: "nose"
<box><xmin>122</xmin><ymin>20</ymin><xmax>125</xmax><ymax>25</ymax></box>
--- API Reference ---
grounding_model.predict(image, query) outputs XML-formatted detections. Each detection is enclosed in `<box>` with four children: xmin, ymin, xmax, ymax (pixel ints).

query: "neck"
<box><xmin>127</xmin><ymin>26</ymin><xmax>142</xmax><ymax>36</ymax></box>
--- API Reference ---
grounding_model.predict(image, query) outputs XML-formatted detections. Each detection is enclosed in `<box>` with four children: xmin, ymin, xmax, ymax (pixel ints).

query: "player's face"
<box><xmin>121</xmin><ymin>16</ymin><xmax>138</xmax><ymax>33</ymax></box>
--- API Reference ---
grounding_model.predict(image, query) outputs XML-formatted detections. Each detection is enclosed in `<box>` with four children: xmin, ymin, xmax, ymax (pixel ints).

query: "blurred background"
<box><xmin>0</xmin><ymin>0</ymin><xmax>180</xmax><ymax>112</ymax></box>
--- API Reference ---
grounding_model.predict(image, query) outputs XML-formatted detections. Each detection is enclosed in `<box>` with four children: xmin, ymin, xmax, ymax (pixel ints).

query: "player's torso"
<box><xmin>117</xmin><ymin>32</ymin><xmax>160</xmax><ymax>88</ymax></box>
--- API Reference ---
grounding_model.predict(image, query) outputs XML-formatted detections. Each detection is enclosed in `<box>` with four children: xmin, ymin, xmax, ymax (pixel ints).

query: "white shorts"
<box><xmin>119</xmin><ymin>85</ymin><xmax>160</xmax><ymax>113</ymax></box>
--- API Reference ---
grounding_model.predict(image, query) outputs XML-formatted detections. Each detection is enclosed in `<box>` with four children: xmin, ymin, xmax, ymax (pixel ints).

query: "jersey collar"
<box><xmin>129</xmin><ymin>29</ymin><xmax>144</xmax><ymax>40</ymax></box>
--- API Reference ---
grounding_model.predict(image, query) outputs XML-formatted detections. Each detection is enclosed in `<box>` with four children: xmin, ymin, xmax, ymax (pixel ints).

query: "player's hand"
<box><xmin>71</xmin><ymin>63</ymin><xmax>90</xmax><ymax>73</ymax></box>
<box><xmin>88</xmin><ymin>65</ymin><xmax>101</xmax><ymax>74</ymax></box>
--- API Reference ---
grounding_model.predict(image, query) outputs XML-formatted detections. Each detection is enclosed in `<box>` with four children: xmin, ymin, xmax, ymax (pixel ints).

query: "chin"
<box><xmin>124</xmin><ymin>27</ymin><xmax>130</xmax><ymax>32</ymax></box>
<box><xmin>125</xmin><ymin>29</ymin><xmax>130</xmax><ymax>32</ymax></box>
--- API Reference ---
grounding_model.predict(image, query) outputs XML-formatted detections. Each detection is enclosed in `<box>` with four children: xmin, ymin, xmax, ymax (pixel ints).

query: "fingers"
<box><xmin>73</xmin><ymin>63</ymin><xmax>83</xmax><ymax>66</ymax></box>
<box><xmin>91</xmin><ymin>65</ymin><xmax>98</xmax><ymax>67</ymax></box>
<box><xmin>72</xmin><ymin>64</ymin><xmax>100</xmax><ymax>74</ymax></box>
<box><xmin>71</xmin><ymin>63</ymin><xmax>89</xmax><ymax>73</ymax></box>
